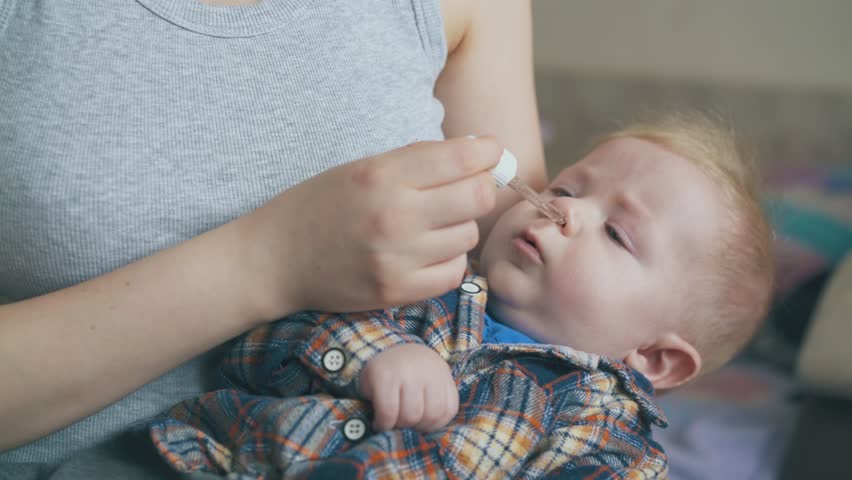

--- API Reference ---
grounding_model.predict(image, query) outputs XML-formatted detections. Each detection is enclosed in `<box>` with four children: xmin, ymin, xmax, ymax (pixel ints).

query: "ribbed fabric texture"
<box><xmin>138</xmin><ymin>0</ymin><xmax>306</xmax><ymax>37</ymax></box>
<box><xmin>0</xmin><ymin>0</ymin><xmax>446</xmax><ymax>463</ymax></box>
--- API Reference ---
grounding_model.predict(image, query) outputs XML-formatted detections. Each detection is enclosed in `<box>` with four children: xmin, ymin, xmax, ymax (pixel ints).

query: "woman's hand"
<box><xmin>359</xmin><ymin>344</ymin><xmax>459</xmax><ymax>432</ymax></box>
<box><xmin>240</xmin><ymin>136</ymin><xmax>502</xmax><ymax>318</ymax></box>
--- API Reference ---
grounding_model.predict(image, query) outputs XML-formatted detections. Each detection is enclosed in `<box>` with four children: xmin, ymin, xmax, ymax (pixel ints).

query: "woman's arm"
<box><xmin>0</xmin><ymin>138</ymin><xmax>500</xmax><ymax>451</ymax></box>
<box><xmin>0</xmin><ymin>220</ymin><xmax>264</xmax><ymax>451</ymax></box>
<box><xmin>0</xmin><ymin>0</ymin><xmax>543</xmax><ymax>448</ymax></box>
<box><xmin>438</xmin><ymin>0</ymin><xmax>547</xmax><ymax>241</ymax></box>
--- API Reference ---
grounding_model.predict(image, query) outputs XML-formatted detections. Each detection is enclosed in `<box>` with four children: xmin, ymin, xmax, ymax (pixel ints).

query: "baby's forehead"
<box><xmin>553</xmin><ymin>141</ymin><xmax>723</xmax><ymax>206</ymax></box>
<box><xmin>565</xmin><ymin>138</ymin><xmax>730</xmax><ymax>264</ymax></box>
<box><xmin>552</xmin><ymin>139</ymin><xmax>669</xmax><ymax>181</ymax></box>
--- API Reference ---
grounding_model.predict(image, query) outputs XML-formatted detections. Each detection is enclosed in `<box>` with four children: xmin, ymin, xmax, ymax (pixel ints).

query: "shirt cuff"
<box><xmin>295</xmin><ymin>309</ymin><xmax>426</xmax><ymax>396</ymax></box>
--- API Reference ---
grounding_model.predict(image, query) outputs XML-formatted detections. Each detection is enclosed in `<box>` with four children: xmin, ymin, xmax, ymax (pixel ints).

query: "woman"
<box><xmin>0</xmin><ymin>0</ymin><xmax>545</xmax><ymax>475</ymax></box>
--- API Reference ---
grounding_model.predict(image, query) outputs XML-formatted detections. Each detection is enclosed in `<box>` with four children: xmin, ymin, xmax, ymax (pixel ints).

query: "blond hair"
<box><xmin>595</xmin><ymin>112</ymin><xmax>775</xmax><ymax>375</ymax></box>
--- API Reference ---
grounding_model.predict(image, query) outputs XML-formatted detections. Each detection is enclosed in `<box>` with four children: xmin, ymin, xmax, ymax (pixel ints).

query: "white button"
<box><xmin>459</xmin><ymin>282</ymin><xmax>481</xmax><ymax>294</ymax></box>
<box><xmin>343</xmin><ymin>418</ymin><xmax>367</xmax><ymax>441</ymax></box>
<box><xmin>322</xmin><ymin>348</ymin><xmax>345</xmax><ymax>373</ymax></box>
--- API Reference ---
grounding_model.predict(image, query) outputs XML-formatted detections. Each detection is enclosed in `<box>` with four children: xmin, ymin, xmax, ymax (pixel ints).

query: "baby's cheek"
<box><xmin>548</xmin><ymin>270</ymin><xmax>615</xmax><ymax>318</ymax></box>
<box><xmin>547</xmin><ymin>267</ymin><xmax>601</xmax><ymax>308</ymax></box>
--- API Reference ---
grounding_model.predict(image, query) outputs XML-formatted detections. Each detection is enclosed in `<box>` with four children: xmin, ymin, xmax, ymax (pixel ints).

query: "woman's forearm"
<box><xmin>0</xmin><ymin>135</ymin><xmax>505</xmax><ymax>452</ymax></box>
<box><xmin>0</xmin><ymin>219</ymin><xmax>273</xmax><ymax>451</ymax></box>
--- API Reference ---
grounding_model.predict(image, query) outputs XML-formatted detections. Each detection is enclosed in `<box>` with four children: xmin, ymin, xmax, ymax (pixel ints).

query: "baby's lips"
<box><xmin>518</xmin><ymin>226</ymin><xmax>546</xmax><ymax>260</ymax></box>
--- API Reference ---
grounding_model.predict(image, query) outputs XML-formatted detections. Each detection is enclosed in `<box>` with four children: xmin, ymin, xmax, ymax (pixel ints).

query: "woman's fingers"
<box><xmin>248</xmin><ymin>137</ymin><xmax>504</xmax><ymax>316</ymax></box>
<box><xmin>350</xmin><ymin>222</ymin><xmax>478</xmax><ymax>306</ymax></box>
<box><xmin>395</xmin><ymin>136</ymin><xmax>502</xmax><ymax>190</ymax></box>
<box><xmin>418</xmin><ymin>171</ymin><xmax>497</xmax><ymax>229</ymax></box>
<box><xmin>411</xmin><ymin>221</ymin><xmax>480</xmax><ymax>267</ymax></box>
<box><xmin>400</xmin><ymin>254</ymin><xmax>469</xmax><ymax>301</ymax></box>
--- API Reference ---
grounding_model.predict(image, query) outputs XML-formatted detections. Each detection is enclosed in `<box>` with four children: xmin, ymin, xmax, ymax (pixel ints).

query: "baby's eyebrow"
<box><xmin>567</xmin><ymin>166</ymin><xmax>651</xmax><ymax>219</ymax></box>
<box><xmin>573</xmin><ymin>166</ymin><xmax>594</xmax><ymax>184</ymax></box>
<box><xmin>554</xmin><ymin>164</ymin><xmax>593</xmax><ymax>187</ymax></box>
<box><xmin>618</xmin><ymin>194</ymin><xmax>653</xmax><ymax>224</ymax></box>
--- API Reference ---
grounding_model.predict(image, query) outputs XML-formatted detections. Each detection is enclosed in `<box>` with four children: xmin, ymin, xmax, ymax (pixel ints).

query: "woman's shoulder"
<box><xmin>440</xmin><ymin>0</ymin><xmax>532</xmax><ymax>55</ymax></box>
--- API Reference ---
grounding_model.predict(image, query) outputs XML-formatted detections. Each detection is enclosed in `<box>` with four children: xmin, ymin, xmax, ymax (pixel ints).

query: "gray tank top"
<box><xmin>0</xmin><ymin>0</ymin><xmax>446</xmax><ymax>462</ymax></box>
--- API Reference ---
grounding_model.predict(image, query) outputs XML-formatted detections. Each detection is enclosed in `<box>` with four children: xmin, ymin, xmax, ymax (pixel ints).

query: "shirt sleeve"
<box><xmin>219</xmin><ymin>311</ymin><xmax>319</xmax><ymax>396</ymax></box>
<box><xmin>221</xmin><ymin>308</ymin><xmax>429</xmax><ymax>398</ymax></box>
<box><xmin>294</xmin><ymin>308</ymin><xmax>428</xmax><ymax>397</ymax></box>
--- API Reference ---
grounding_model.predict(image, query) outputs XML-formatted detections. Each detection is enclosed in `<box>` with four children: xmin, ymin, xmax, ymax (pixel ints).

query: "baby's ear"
<box><xmin>623</xmin><ymin>333</ymin><xmax>701</xmax><ymax>392</ymax></box>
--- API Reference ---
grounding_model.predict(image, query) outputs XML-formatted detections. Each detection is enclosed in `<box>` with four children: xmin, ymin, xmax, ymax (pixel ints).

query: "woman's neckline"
<box><xmin>136</xmin><ymin>0</ymin><xmax>310</xmax><ymax>37</ymax></box>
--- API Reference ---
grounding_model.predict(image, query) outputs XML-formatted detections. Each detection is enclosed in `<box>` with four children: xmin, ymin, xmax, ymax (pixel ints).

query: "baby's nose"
<box><xmin>552</xmin><ymin>198</ymin><xmax>591</xmax><ymax>237</ymax></box>
<box><xmin>560</xmin><ymin>208</ymin><xmax>582</xmax><ymax>236</ymax></box>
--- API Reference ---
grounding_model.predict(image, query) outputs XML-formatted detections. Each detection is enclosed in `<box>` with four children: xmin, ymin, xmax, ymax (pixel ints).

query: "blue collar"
<box><xmin>482</xmin><ymin>312</ymin><xmax>540</xmax><ymax>345</ymax></box>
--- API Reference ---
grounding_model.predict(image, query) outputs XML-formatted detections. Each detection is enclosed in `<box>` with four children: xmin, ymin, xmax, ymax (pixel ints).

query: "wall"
<box><xmin>532</xmin><ymin>0</ymin><xmax>852</xmax><ymax>93</ymax></box>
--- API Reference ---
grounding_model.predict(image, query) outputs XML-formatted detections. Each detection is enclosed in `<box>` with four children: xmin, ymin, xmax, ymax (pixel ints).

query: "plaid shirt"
<box><xmin>149</xmin><ymin>273</ymin><xmax>669</xmax><ymax>479</ymax></box>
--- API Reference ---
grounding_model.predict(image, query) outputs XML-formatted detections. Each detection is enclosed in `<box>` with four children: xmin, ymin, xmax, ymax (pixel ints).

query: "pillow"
<box><xmin>750</xmin><ymin>166</ymin><xmax>852</xmax><ymax>368</ymax></box>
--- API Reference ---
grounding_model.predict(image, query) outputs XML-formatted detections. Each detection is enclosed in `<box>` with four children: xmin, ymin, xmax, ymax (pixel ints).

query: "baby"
<box><xmin>149</xmin><ymin>113</ymin><xmax>774</xmax><ymax>479</ymax></box>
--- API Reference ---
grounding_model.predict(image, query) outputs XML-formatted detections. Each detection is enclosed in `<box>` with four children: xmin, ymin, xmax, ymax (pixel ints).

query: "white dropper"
<box><xmin>491</xmin><ymin>149</ymin><xmax>566</xmax><ymax>226</ymax></box>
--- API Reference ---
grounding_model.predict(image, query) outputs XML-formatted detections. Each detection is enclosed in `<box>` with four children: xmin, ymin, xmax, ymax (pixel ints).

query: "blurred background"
<box><xmin>529</xmin><ymin>1</ymin><xmax>851</xmax><ymax>479</ymax></box>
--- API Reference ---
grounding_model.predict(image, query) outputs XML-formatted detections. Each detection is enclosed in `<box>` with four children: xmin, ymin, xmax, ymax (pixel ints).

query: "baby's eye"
<box><xmin>551</xmin><ymin>187</ymin><xmax>575</xmax><ymax>198</ymax></box>
<box><xmin>606</xmin><ymin>224</ymin><xmax>626</xmax><ymax>249</ymax></box>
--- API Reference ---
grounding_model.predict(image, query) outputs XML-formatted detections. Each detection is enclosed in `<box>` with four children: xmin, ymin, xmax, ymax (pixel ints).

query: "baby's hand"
<box><xmin>358</xmin><ymin>344</ymin><xmax>459</xmax><ymax>433</ymax></box>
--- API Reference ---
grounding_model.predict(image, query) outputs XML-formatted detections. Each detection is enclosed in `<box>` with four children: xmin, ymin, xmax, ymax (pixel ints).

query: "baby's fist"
<box><xmin>358</xmin><ymin>344</ymin><xmax>458</xmax><ymax>432</ymax></box>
